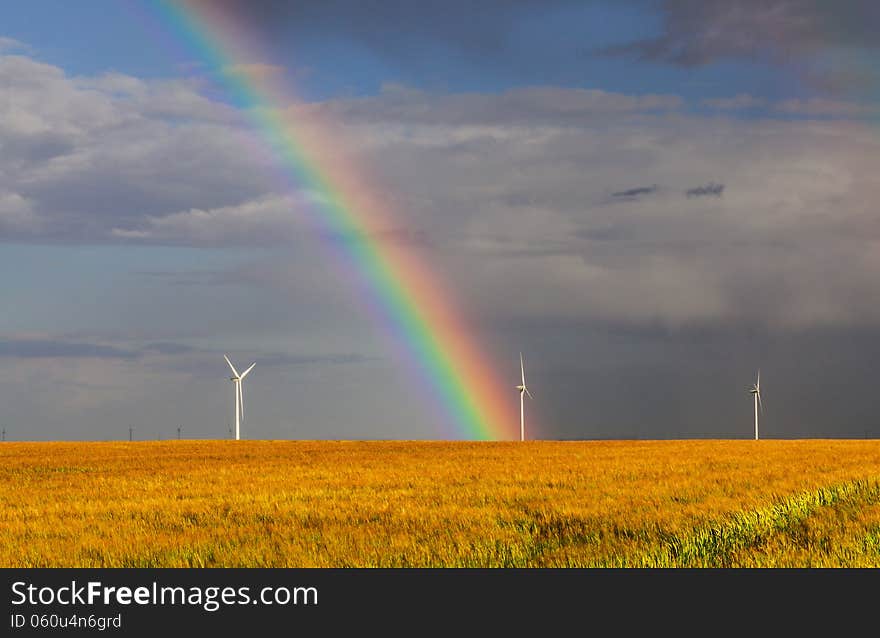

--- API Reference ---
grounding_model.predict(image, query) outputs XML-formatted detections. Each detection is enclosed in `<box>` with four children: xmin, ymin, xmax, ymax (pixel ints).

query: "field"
<box><xmin>2</xmin><ymin>440</ymin><xmax>880</xmax><ymax>567</ymax></box>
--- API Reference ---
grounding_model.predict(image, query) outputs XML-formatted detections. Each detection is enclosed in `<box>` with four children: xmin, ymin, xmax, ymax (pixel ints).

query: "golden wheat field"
<box><xmin>2</xmin><ymin>439</ymin><xmax>880</xmax><ymax>567</ymax></box>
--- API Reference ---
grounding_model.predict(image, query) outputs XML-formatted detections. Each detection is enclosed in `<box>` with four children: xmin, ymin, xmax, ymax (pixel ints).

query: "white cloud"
<box><xmin>75</xmin><ymin>72</ymin><xmax>239</xmax><ymax>123</ymax></box>
<box><xmin>0</xmin><ymin>36</ymin><xmax>27</xmax><ymax>52</ymax></box>
<box><xmin>0</xmin><ymin>192</ymin><xmax>39</xmax><ymax>231</ymax></box>
<box><xmin>0</xmin><ymin>53</ymin><xmax>279</xmax><ymax>240</ymax></box>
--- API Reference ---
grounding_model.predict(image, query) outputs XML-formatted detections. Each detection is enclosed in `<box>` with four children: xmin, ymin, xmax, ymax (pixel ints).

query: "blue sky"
<box><xmin>2</xmin><ymin>1</ymin><xmax>880</xmax><ymax>440</ymax></box>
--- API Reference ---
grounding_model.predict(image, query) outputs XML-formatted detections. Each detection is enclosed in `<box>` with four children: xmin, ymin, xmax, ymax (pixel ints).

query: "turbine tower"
<box><xmin>749</xmin><ymin>370</ymin><xmax>763</xmax><ymax>440</ymax></box>
<box><xmin>515</xmin><ymin>352</ymin><xmax>533</xmax><ymax>442</ymax></box>
<box><xmin>225</xmin><ymin>355</ymin><xmax>256</xmax><ymax>441</ymax></box>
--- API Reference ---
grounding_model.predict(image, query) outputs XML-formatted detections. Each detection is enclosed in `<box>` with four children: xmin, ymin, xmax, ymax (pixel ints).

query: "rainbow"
<box><xmin>149</xmin><ymin>0</ymin><xmax>520</xmax><ymax>440</ymax></box>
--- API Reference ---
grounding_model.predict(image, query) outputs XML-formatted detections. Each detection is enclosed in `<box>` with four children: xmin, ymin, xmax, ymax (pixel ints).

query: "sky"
<box><xmin>2</xmin><ymin>0</ymin><xmax>880</xmax><ymax>441</ymax></box>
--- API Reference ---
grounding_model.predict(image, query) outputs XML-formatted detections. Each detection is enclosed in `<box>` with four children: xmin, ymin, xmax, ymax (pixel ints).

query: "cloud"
<box><xmin>0</xmin><ymin>337</ymin><xmax>137</xmax><ymax>360</ymax></box>
<box><xmin>142</xmin><ymin>345</ymin><xmax>375</xmax><ymax>378</ymax></box>
<box><xmin>685</xmin><ymin>182</ymin><xmax>725</xmax><ymax>198</ymax></box>
<box><xmin>0</xmin><ymin>37</ymin><xmax>27</xmax><ymax>52</ymax></box>
<box><xmin>253</xmin><ymin>352</ymin><xmax>372</xmax><ymax>367</ymax></box>
<box><xmin>110</xmin><ymin>194</ymin><xmax>307</xmax><ymax>245</ymax></box>
<box><xmin>702</xmin><ymin>94</ymin><xmax>766</xmax><ymax>110</ymax></box>
<box><xmin>599</xmin><ymin>1</ymin><xmax>880</xmax><ymax>67</ymax></box>
<box><xmin>8</xmin><ymin>40</ymin><xmax>880</xmax><ymax>438</ymax></box>
<box><xmin>0</xmin><ymin>334</ymin><xmax>371</xmax><ymax>371</ymax></box>
<box><xmin>775</xmin><ymin>98</ymin><xmax>876</xmax><ymax>117</ymax></box>
<box><xmin>142</xmin><ymin>342</ymin><xmax>199</xmax><ymax>355</ymax></box>
<box><xmin>596</xmin><ymin>1</ymin><xmax>880</xmax><ymax>96</ymax></box>
<box><xmin>0</xmin><ymin>191</ymin><xmax>39</xmax><ymax>232</ymax></box>
<box><xmin>0</xmin><ymin>51</ymin><xmax>683</xmax><ymax>247</ymax></box>
<box><xmin>6</xmin><ymin>49</ymin><xmax>880</xmax><ymax>336</ymax></box>
<box><xmin>576</xmin><ymin>225</ymin><xmax>634</xmax><ymax>242</ymax></box>
<box><xmin>303</xmin><ymin>84</ymin><xmax>683</xmax><ymax>129</ymax></box>
<box><xmin>612</xmin><ymin>185</ymin><xmax>658</xmax><ymax>199</ymax></box>
<box><xmin>132</xmin><ymin>269</ymin><xmax>230</xmax><ymax>287</ymax></box>
<box><xmin>0</xmin><ymin>53</ymin><xmax>276</xmax><ymax>242</ymax></box>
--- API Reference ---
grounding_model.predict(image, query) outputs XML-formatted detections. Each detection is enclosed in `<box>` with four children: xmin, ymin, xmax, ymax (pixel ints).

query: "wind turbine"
<box><xmin>225</xmin><ymin>355</ymin><xmax>256</xmax><ymax>441</ymax></box>
<box><xmin>516</xmin><ymin>352</ymin><xmax>533</xmax><ymax>442</ymax></box>
<box><xmin>749</xmin><ymin>370</ymin><xmax>763</xmax><ymax>440</ymax></box>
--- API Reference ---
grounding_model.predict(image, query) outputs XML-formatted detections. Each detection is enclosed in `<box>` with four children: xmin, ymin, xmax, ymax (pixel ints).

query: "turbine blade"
<box><xmin>758</xmin><ymin>391</ymin><xmax>764</xmax><ymax>413</ymax></box>
<box><xmin>224</xmin><ymin>355</ymin><xmax>240</xmax><ymax>378</ymax></box>
<box><xmin>525</xmin><ymin>386</ymin><xmax>533</xmax><ymax>400</ymax></box>
<box><xmin>520</xmin><ymin>352</ymin><xmax>525</xmax><ymax>386</ymax></box>
<box><xmin>757</xmin><ymin>369</ymin><xmax>760</xmax><ymax>391</ymax></box>
<box><xmin>240</xmin><ymin>362</ymin><xmax>256</xmax><ymax>380</ymax></box>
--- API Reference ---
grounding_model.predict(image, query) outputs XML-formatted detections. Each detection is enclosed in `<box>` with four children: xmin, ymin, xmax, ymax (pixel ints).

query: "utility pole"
<box><xmin>177</xmin><ymin>426</ymin><xmax>182</xmax><ymax>440</ymax></box>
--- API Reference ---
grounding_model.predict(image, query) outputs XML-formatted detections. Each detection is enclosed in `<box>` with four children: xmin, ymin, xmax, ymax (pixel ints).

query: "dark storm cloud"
<box><xmin>598</xmin><ymin>0</ymin><xmax>880</xmax><ymax>68</ymax></box>
<box><xmin>611</xmin><ymin>185</ymin><xmax>658</xmax><ymax>199</ymax></box>
<box><xmin>509</xmin><ymin>319</ymin><xmax>880</xmax><ymax>440</ymax></box>
<box><xmin>686</xmin><ymin>182</ymin><xmax>724</xmax><ymax>198</ymax></box>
